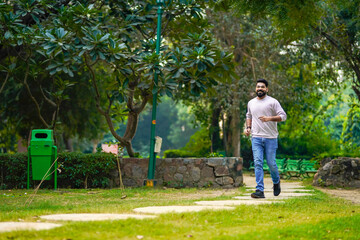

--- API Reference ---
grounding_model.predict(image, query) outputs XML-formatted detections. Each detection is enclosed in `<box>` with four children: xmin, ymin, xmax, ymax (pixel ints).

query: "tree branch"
<box><xmin>23</xmin><ymin>60</ymin><xmax>50</xmax><ymax>128</ymax></box>
<box><xmin>0</xmin><ymin>71</ymin><xmax>9</xmax><ymax>95</ymax></box>
<box><xmin>85</xmin><ymin>54</ymin><xmax>127</xmax><ymax>145</ymax></box>
<box><xmin>39</xmin><ymin>85</ymin><xmax>57</xmax><ymax>107</ymax></box>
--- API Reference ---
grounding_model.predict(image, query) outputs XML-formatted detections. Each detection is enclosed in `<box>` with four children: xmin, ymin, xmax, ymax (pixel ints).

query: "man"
<box><xmin>245</xmin><ymin>79</ymin><xmax>287</xmax><ymax>198</ymax></box>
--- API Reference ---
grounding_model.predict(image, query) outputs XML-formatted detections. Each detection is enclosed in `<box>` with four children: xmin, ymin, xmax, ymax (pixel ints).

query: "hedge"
<box><xmin>0</xmin><ymin>152</ymin><xmax>117</xmax><ymax>189</ymax></box>
<box><xmin>163</xmin><ymin>149</ymin><xmax>196</xmax><ymax>158</ymax></box>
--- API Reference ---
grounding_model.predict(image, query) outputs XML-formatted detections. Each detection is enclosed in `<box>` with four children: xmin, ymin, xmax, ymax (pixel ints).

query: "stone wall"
<box><xmin>313</xmin><ymin>157</ymin><xmax>360</xmax><ymax>188</ymax></box>
<box><xmin>109</xmin><ymin>157</ymin><xmax>243</xmax><ymax>188</ymax></box>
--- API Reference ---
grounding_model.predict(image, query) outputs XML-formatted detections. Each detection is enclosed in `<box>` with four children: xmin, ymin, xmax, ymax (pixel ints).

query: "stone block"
<box><xmin>313</xmin><ymin>157</ymin><xmax>360</xmax><ymax>188</ymax></box>
<box><xmin>177</xmin><ymin>166</ymin><xmax>187</xmax><ymax>174</ymax></box>
<box><xmin>184</xmin><ymin>159</ymin><xmax>193</xmax><ymax>164</ymax></box>
<box><xmin>201</xmin><ymin>166</ymin><xmax>214</xmax><ymax>178</ymax></box>
<box><xmin>123</xmin><ymin>179</ymin><xmax>137</xmax><ymax>187</ymax></box>
<box><xmin>195</xmin><ymin>159</ymin><xmax>202</xmax><ymax>165</ymax></box>
<box><xmin>214</xmin><ymin>166</ymin><xmax>229</xmax><ymax>176</ymax></box>
<box><xmin>222</xmin><ymin>176</ymin><xmax>234</xmax><ymax>185</ymax></box>
<box><xmin>191</xmin><ymin>167</ymin><xmax>201</xmax><ymax>182</ymax></box>
<box><xmin>234</xmin><ymin>176</ymin><xmax>243</xmax><ymax>187</ymax></box>
<box><xmin>215</xmin><ymin>177</ymin><xmax>223</xmax><ymax>185</ymax></box>
<box><xmin>207</xmin><ymin>158</ymin><xmax>224</xmax><ymax>167</ymax></box>
<box><xmin>124</xmin><ymin>165</ymin><xmax>132</xmax><ymax>177</ymax></box>
<box><xmin>132</xmin><ymin>165</ymin><xmax>144</xmax><ymax>179</ymax></box>
<box><xmin>174</xmin><ymin>173</ymin><xmax>183</xmax><ymax>182</ymax></box>
<box><xmin>227</xmin><ymin>158</ymin><xmax>236</xmax><ymax>169</ymax></box>
<box><xmin>351</xmin><ymin>160</ymin><xmax>358</xmax><ymax>168</ymax></box>
<box><xmin>330</xmin><ymin>165</ymin><xmax>341</xmax><ymax>174</ymax></box>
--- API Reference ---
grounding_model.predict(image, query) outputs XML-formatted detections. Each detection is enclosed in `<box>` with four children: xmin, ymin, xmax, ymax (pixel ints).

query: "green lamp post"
<box><xmin>145</xmin><ymin>0</ymin><xmax>164</xmax><ymax>187</ymax></box>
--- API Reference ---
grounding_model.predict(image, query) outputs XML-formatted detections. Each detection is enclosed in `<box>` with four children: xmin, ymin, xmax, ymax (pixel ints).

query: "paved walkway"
<box><xmin>0</xmin><ymin>175</ymin><xmax>314</xmax><ymax>232</ymax></box>
<box><xmin>132</xmin><ymin>175</ymin><xmax>314</xmax><ymax>213</ymax></box>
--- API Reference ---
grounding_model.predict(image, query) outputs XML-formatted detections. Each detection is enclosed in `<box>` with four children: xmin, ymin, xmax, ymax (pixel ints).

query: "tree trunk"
<box><xmin>229</xmin><ymin>108</ymin><xmax>241</xmax><ymax>157</ymax></box>
<box><xmin>63</xmin><ymin>133</ymin><xmax>74</xmax><ymax>152</ymax></box>
<box><xmin>92</xmin><ymin>139</ymin><xmax>99</xmax><ymax>153</ymax></box>
<box><xmin>122</xmin><ymin>111</ymin><xmax>139</xmax><ymax>157</ymax></box>
<box><xmin>225</xmin><ymin>107</ymin><xmax>241</xmax><ymax>157</ymax></box>
<box><xmin>124</xmin><ymin>140</ymin><xmax>136</xmax><ymax>157</ymax></box>
<box><xmin>210</xmin><ymin>101</ymin><xmax>222</xmax><ymax>152</ymax></box>
<box><xmin>222</xmin><ymin>112</ymin><xmax>228</xmax><ymax>154</ymax></box>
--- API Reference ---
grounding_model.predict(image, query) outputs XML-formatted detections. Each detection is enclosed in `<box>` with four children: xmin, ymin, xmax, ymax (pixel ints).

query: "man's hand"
<box><xmin>245</xmin><ymin>127</ymin><xmax>251</xmax><ymax>136</ymax></box>
<box><xmin>259</xmin><ymin>116</ymin><xmax>282</xmax><ymax>122</ymax></box>
<box><xmin>259</xmin><ymin>116</ymin><xmax>270</xmax><ymax>122</ymax></box>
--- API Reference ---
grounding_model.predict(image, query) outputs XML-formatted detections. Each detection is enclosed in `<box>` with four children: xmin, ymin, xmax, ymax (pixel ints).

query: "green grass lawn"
<box><xmin>1</xmin><ymin>183</ymin><xmax>359</xmax><ymax>240</ymax></box>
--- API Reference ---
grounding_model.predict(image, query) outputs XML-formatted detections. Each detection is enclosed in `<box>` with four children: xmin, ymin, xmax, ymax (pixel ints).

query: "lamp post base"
<box><xmin>143</xmin><ymin>179</ymin><xmax>157</xmax><ymax>187</ymax></box>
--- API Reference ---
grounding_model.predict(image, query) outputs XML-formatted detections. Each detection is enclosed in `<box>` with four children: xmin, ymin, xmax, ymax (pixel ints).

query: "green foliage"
<box><xmin>0</xmin><ymin>152</ymin><xmax>117</xmax><ymax>189</ymax></box>
<box><xmin>341</xmin><ymin>98</ymin><xmax>360</xmax><ymax>147</ymax></box>
<box><xmin>227</xmin><ymin>0</ymin><xmax>323</xmax><ymax>40</ymax></box>
<box><xmin>163</xmin><ymin>149</ymin><xmax>194</xmax><ymax>158</ymax></box>
<box><xmin>58</xmin><ymin>152</ymin><xmax>116</xmax><ymax>189</ymax></box>
<box><xmin>182</xmin><ymin>127</ymin><xmax>211</xmax><ymax>157</ymax></box>
<box><xmin>0</xmin><ymin>153</ymin><xmax>27</xmax><ymax>189</ymax></box>
<box><xmin>0</xmin><ymin>1</ymin><xmax>235</xmax><ymax>155</ymax></box>
<box><xmin>206</xmin><ymin>152</ymin><xmax>224</xmax><ymax>158</ymax></box>
<box><xmin>240</xmin><ymin>135</ymin><xmax>253</xmax><ymax>169</ymax></box>
<box><xmin>163</xmin><ymin>127</ymin><xmax>211</xmax><ymax>158</ymax></box>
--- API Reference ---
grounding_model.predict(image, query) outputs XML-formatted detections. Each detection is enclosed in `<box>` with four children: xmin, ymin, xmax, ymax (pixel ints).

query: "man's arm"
<box><xmin>258</xmin><ymin>116</ymin><xmax>282</xmax><ymax>122</ymax></box>
<box><xmin>259</xmin><ymin>100</ymin><xmax>286</xmax><ymax>122</ymax></box>
<box><xmin>245</xmin><ymin>118</ymin><xmax>252</xmax><ymax>136</ymax></box>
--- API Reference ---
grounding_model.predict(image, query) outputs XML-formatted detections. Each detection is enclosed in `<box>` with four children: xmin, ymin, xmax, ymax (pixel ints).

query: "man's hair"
<box><xmin>257</xmin><ymin>79</ymin><xmax>268</xmax><ymax>87</ymax></box>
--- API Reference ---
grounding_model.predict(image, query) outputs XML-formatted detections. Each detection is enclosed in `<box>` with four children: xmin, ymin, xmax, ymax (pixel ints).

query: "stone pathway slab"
<box><xmin>133</xmin><ymin>206</ymin><xmax>234</xmax><ymax>214</ymax></box>
<box><xmin>0</xmin><ymin>222</ymin><xmax>61</xmax><ymax>233</ymax></box>
<box><xmin>40</xmin><ymin>213</ymin><xmax>156</xmax><ymax>222</ymax></box>
<box><xmin>234</xmin><ymin>196</ymin><xmax>290</xmax><ymax>200</ymax></box>
<box><xmin>195</xmin><ymin>200</ymin><xmax>284</xmax><ymax>206</ymax></box>
<box><xmin>245</xmin><ymin>185</ymin><xmax>305</xmax><ymax>189</ymax></box>
<box><xmin>259</xmin><ymin>189</ymin><xmax>313</xmax><ymax>193</ymax></box>
<box><xmin>242</xmin><ymin>192</ymin><xmax>313</xmax><ymax>197</ymax></box>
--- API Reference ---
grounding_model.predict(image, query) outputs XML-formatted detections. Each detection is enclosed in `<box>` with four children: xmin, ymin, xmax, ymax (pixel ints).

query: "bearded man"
<box><xmin>245</xmin><ymin>79</ymin><xmax>287</xmax><ymax>198</ymax></box>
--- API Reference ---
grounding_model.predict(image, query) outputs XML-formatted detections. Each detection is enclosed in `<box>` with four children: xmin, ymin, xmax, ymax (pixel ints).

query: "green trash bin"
<box><xmin>27</xmin><ymin>129</ymin><xmax>58</xmax><ymax>190</ymax></box>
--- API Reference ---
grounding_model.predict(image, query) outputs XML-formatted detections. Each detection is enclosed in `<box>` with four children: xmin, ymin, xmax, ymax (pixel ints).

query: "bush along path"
<box><xmin>0</xmin><ymin>175</ymin><xmax>316</xmax><ymax>233</ymax></box>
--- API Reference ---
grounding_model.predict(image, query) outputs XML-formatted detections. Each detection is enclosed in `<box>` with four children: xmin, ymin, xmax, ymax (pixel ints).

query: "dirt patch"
<box><xmin>316</xmin><ymin>187</ymin><xmax>360</xmax><ymax>204</ymax></box>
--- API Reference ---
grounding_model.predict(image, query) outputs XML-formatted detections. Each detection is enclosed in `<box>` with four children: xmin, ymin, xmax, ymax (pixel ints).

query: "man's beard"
<box><xmin>256</xmin><ymin>90</ymin><xmax>266</xmax><ymax>98</ymax></box>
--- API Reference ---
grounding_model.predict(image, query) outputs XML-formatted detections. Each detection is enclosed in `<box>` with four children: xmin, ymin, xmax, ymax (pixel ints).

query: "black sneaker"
<box><xmin>273</xmin><ymin>182</ymin><xmax>281</xmax><ymax>196</ymax></box>
<box><xmin>251</xmin><ymin>190</ymin><xmax>265</xmax><ymax>198</ymax></box>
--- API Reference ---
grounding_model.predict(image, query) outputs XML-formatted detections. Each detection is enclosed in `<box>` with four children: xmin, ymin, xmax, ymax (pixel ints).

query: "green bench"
<box><xmin>248</xmin><ymin>160</ymin><xmax>269</xmax><ymax>171</ymax></box>
<box><xmin>276</xmin><ymin>158</ymin><xmax>287</xmax><ymax>176</ymax></box>
<box><xmin>249</xmin><ymin>158</ymin><xmax>287</xmax><ymax>176</ymax></box>
<box><xmin>285</xmin><ymin>159</ymin><xmax>303</xmax><ymax>179</ymax></box>
<box><xmin>300</xmin><ymin>160</ymin><xmax>318</xmax><ymax>178</ymax></box>
<box><xmin>249</xmin><ymin>158</ymin><xmax>318</xmax><ymax>179</ymax></box>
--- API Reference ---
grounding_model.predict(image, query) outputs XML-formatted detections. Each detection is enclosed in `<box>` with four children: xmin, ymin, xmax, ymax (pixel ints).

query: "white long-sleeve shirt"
<box><xmin>246</xmin><ymin>95</ymin><xmax>287</xmax><ymax>138</ymax></box>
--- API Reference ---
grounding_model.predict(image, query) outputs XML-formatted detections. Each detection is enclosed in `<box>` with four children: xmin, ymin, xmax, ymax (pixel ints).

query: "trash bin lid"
<box><xmin>31</xmin><ymin>129</ymin><xmax>54</xmax><ymax>141</ymax></box>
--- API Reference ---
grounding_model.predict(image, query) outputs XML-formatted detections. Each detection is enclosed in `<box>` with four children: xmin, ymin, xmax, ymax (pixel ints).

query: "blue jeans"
<box><xmin>252</xmin><ymin>137</ymin><xmax>280</xmax><ymax>192</ymax></box>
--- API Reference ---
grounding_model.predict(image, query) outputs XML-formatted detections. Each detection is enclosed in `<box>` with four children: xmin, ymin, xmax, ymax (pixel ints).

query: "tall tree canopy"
<box><xmin>0</xmin><ymin>0</ymin><xmax>235</xmax><ymax>155</ymax></box>
<box><xmin>224</xmin><ymin>0</ymin><xmax>360</xmax><ymax>101</ymax></box>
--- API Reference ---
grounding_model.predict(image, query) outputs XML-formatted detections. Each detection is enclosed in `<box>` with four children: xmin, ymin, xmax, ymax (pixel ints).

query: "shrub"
<box><xmin>0</xmin><ymin>152</ymin><xmax>117</xmax><ymax>189</ymax></box>
<box><xmin>163</xmin><ymin>149</ymin><xmax>195</xmax><ymax>158</ymax></box>
<box><xmin>0</xmin><ymin>153</ymin><xmax>27</xmax><ymax>189</ymax></box>
<box><xmin>58</xmin><ymin>152</ymin><xmax>117</xmax><ymax>189</ymax></box>
<box><xmin>182</xmin><ymin>128</ymin><xmax>211</xmax><ymax>157</ymax></box>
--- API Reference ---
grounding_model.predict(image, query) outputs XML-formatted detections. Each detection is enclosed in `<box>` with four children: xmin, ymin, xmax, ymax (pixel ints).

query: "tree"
<box><xmin>224</xmin><ymin>0</ymin><xmax>360</xmax><ymax>102</ymax></box>
<box><xmin>0</xmin><ymin>1</ymin><xmax>110</xmax><ymax>150</ymax></box>
<box><xmin>0</xmin><ymin>1</ymin><xmax>234</xmax><ymax>156</ymax></box>
<box><xmin>184</xmin><ymin>10</ymin><xmax>327</xmax><ymax>158</ymax></box>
